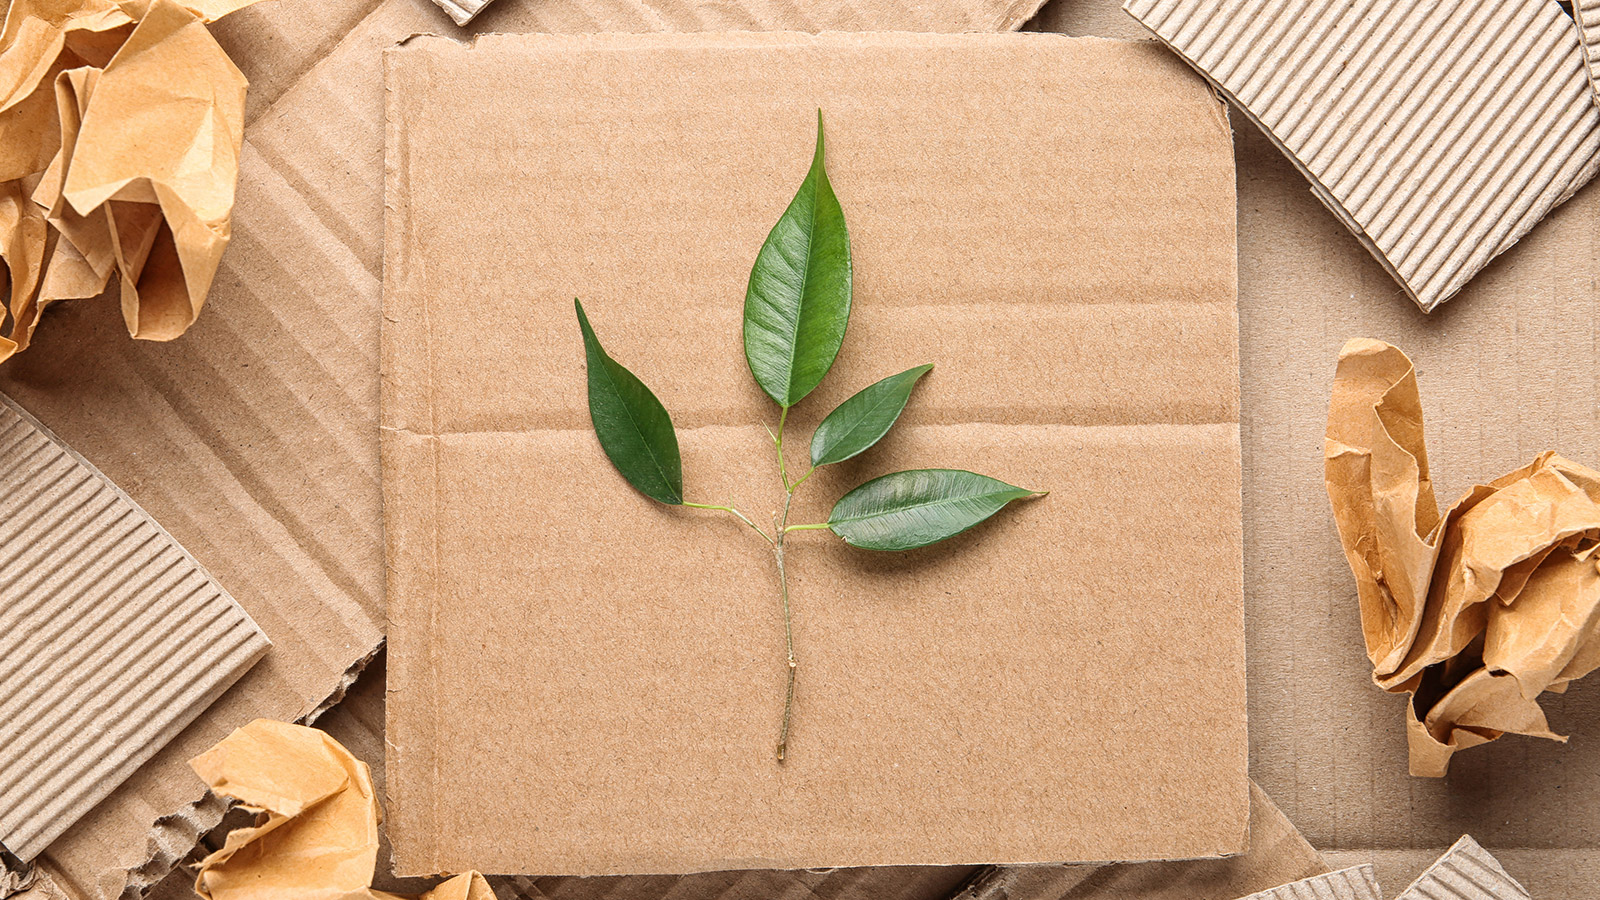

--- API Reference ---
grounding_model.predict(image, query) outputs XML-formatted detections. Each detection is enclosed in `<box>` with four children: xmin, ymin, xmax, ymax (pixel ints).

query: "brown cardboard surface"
<box><xmin>0</xmin><ymin>0</ymin><xmax>1044</xmax><ymax>896</ymax></box>
<box><xmin>1123</xmin><ymin>0</ymin><xmax>1600</xmax><ymax>313</ymax></box>
<box><xmin>1226</xmin><ymin>47</ymin><xmax>1600</xmax><ymax>900</ymax></box>
<box><xmin>0</xmin><ymin>393</ymin><xmax>269</xmax><ymax>862</ymax></box>
<box><xmin>14</xmin><ymin>0</ymin><xmax>1600</xmax><ymax>894</ymax></box>
<box><xmin>382</xmin><ymin>31</ymin><xmax>1246</xmax><ymax>875</ymax></box>
<box><xmin>1229</xmin><ymin>118</ymin><xmax>1600</xmax><ymax>900</ymax></box>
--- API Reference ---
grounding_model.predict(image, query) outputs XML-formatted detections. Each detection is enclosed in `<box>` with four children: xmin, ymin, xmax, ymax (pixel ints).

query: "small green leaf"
<box><xmin>827</xmin><ymin>469</ymin><xmax>1043</xmax><ymax>551</ymax></box>
<box><xmin>809</xmin><ymin>364</ymin><xmax>932</xmax><ymax>467</ymax></box>
<box><xmin>743</xmin><ymin>110</ymin><xmax>851</xmax><ymax>409</ymax></box>
<box><xmin>575</xmin><ymin>299</ymin><xmax>683</xmax><ymax>505</ymax></box>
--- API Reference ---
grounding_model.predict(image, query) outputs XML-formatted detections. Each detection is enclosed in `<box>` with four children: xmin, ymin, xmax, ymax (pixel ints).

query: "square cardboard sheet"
<box><xmin>382</xmin><ymin>31</ymin><xmax>1245</xmax><ymax>875</ymax></box>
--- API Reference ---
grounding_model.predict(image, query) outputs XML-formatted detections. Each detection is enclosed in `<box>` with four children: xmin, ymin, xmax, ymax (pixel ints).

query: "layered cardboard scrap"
<box><xmin>0</xmin><ymin>392</ymin><xmax>269</xmax><ymax>862</ymax></box>
<box><xmin>1123</xmin><ymin>0</ymin><xmax>1600</xmax><ymax>312</ymax></box>
<box><xmin>1236</xmin><ymin>840</ymin><xmax>1531</xmax><ymax>900</ymax></box>
<box><xmin>1325</xmin><ymin>339</ymin><xmax>1600</xmax><ymax>777</ymax></box>
<box><xmin>383</xmin><ymin>30</ymin><xmax>1245</xmax><ymax>875</ymax></box>
<box><xmin>187</xmin><ymin>719</ymin><xmax>491</xmax><ymax>900</ymax></box>
<box><xmin>1235</xmin><ymin>866</ymin><xmax>1380</xmax><ymax>900</ymax></box>
<box><xmin>1392</xmin><ymin>837</ymin><xmax>1529</xmax><ymax>900</ymax></box>
<box><xmin>0</xmin><ymin>0</ymin><xmax>256</xmax><ymax>360</ymax></box>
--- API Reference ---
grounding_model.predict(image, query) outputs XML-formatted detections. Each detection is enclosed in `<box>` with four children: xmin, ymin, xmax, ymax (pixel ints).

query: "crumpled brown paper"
<box><xmin>1326</xmin><ymin>338</ymin><xmax>1600</xmax><ymax>776</ymax></box>
<box><xmin>0</xmin><ymin>0</ymin><xmax>251</xmax><ymax>360</ymax></box>
<box><xmin>189</xmin><ymin>719</ymin><xmax>493</xmax><ymax>900</ymax></box>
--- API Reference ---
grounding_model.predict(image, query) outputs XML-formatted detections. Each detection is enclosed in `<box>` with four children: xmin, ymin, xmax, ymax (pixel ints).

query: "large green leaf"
<box><xmin>827</xmin><ymin>469</ymin><xmax>1042</xmax><ymax>551</ymax></box>
<box><xmin>743</xmin><ymin>111</ymin><xmax>852</xmax><ymax>409</ymax></box>
<box><xmin>575</xmin><ymin>299</ymin><xmax>683</xmax><ymax>505</ymax></box>
<box><xmin>809</xmin><ymin>364</ymin><xmax>932</xmax><ymax>467</ymax></box>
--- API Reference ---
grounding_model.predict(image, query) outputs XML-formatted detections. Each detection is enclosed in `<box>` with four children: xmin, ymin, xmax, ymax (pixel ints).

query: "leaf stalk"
<box><xmin>683</xmin><ymin>502</ymin><xmax>774</xmax><ymax>544</ymax></box>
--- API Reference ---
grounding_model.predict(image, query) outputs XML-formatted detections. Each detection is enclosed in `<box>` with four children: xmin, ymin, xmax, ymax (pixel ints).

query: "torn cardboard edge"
<box><xmin>0</xmin><ymin>391</ymin><xmax>270</xmax><ymax>863</ymax></box>
<box><xmin>1123</xmin><ymin>0</ymin><xmax>1600</xmax><ymax>312</ymax></box>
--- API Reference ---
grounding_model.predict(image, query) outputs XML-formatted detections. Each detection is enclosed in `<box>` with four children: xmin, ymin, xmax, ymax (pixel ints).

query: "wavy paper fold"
<box><xmin>1326</xmin><ymin>338</ymin><xmax>1600</xmax><ymax>776</ymax></box>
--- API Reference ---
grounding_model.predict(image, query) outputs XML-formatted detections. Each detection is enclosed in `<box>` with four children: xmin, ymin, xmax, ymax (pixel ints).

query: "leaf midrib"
<box><xmin>778</xmin><ymin>175</ymin><xmax>821</xmax><ymax>407</ymax></box>
<box><xmin>821</xmin><ymin>386</ymin><xmax>902</xmax><ymax>461</ymax></box>
<box><xmin>832</xmin><ymin>489</ymin><xmax>1022</xmax><ymax>526</ymax></box>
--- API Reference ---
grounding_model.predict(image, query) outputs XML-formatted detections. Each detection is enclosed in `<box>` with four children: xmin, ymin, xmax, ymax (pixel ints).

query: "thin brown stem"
<box><xmin>774</xmin><ymin>488</ymin><xmax>800</xmax><ymax>761</ymax></box>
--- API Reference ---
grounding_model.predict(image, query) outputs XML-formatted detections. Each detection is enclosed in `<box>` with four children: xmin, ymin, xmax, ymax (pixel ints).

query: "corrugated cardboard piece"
<box><xmin>1393</xmin><ymin>837</ymin><xmax>1529</xmax><ymax>900</ymax></box>
<box><xmin>1122</xmin><ymin>0</ymin><xmax>1600</xmax><ymax>312</ymax></box>
<box><xmin>0</xmin><ymin>0</ymin><xmax>1045</xmax><ymax>896</ymax></box>
<box><xmin>0</xmin><ymin>392</ymin><xmax>268</xmax><ymax>862</ymax></box>
<box><xmin>383</xmin><ymin>31</ymin><xmax>1245</xmax><ymax>875</ymax></box>
<box><xmin>1235</xmin><ymin>866</ymin><xmax>1379</xmax><ymax>900</ymax></box>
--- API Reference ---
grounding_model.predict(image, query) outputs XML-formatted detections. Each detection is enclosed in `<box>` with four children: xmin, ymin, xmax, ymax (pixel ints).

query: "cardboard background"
<box><xmin>6</xmin><ymin>0</ymin><xmax>1599</xmax><ymax>896</ymax></box>
<box><xmin>382</xmin><ymin>31</ymin><xmax>1247</xmax><ymax>875</ymax></box>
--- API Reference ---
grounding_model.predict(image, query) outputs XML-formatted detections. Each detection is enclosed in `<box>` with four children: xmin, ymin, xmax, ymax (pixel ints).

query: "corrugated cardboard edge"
<box><xmin>36</xmin><ymin>642</ymin><xmax>383</xmax><ymax>900</ymax></box>
<box><xmin>1237</xmin><ymin>866</ymin><xmax>1380</xmax><ymax>900</ymax></box>
<box><xmin>1122</xmin><ymin>0</ymin><xmax>1600</xmax><ymax>313</ymax></box>
<box><xmin>1578</xmin><ymin>1</ymin><xmax>1600</xmax><ymax>107</ymax></box>
<box><xmin>1393</xmin><ymin>837</ymin><xmax>1529</xmax><ymax>900</ymax></box>
<box><xmin>0</xmin><ymin>393</ymin><xmax>272</xmax><ymax>863</ymax></box>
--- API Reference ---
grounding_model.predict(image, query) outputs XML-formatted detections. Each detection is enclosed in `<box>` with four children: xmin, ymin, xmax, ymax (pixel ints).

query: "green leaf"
<box><xmin>827</xmin><ymin>469</ymin><xmax>1043</xmax><ymax>551</ymax></box>
<box><xmin>743</xmin><ymin>110</ymin><xmax>851</xmax><ymax>409</ymax></box>
<box><xmin>575</xmin><ymin>298</ymin><xmax>683</xmax><ymax>505</ymax></box>
<box><xmin>809</xmin><ymin>365</ymin><xmax>932</xmax><ymax>467</ymax></box>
